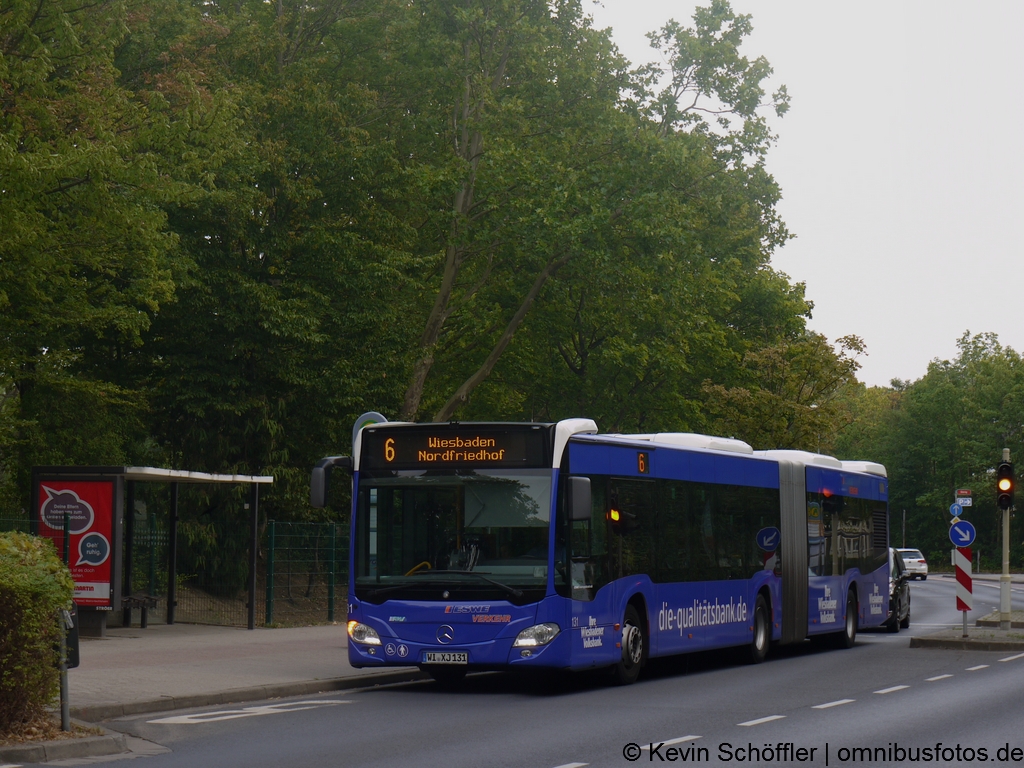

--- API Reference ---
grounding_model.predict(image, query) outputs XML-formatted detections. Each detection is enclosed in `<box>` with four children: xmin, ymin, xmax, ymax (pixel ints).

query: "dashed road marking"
<box><xmin>641</xmin><ymin>736</ymin><xmax>702</xmax><ymax>751</ymax></box>
<box><xmin>811</xmin><ymin>699</ymin><xmax>855</xmax><ymax>709</ymax></box>
<box><xmin>926</xmin><ymin>674</ymin><xmax>953</xmax><ymax>681</ymax></box>
<box><xmin>148</xmin><ymin>700</ymin><xmax>349</xmax><ymax>724</ymax></box>
<box><xmin>966</xmin><ymin>664</ymin><xmax>989</xmax><ymax>671</ymax></box>
<box><xmin>874</xmin><ymin>685</ymin><xmax>909</xmax><ymax>694</ymax></box>
<box><xmin>999</xmin><ymin>652</ymin><xmax>1024</xmax><ymax>662</ymax></box>
<box><xmin>738</xmin><ymin>715</ymin><xmax>785</xmax><ymax>726</ymax></box>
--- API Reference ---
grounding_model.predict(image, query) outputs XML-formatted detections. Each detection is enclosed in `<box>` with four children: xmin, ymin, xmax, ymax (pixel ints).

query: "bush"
<box><xmin>0</xmin><ymin>532</ymin><xmax>74</xmax><ymax>735</ymax></box>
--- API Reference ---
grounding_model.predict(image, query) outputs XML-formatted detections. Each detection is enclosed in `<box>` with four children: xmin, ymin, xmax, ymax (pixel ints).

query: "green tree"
<box><xmin>127</xmin><ymin>0</ymin><xmax>416</xmax><ymax>517</ymax></box>
<box><xmin>837</xmin><ymin>333</ymin><xmax>1024</xmax><ymax>569</ymax></box>
<box><xmin>702</xmin><ymin>333</ymin><xmax>864</xmax><ymax>451</ymax></box>
<box><xmin>0</xmin><ymin>0</ymin><xmax>182</xmax><ymax>510</ymax></box>
<box><xmin>388</xmin><ymin>0</ymin><xmax>793</xmax><ymax>425</ymax></box>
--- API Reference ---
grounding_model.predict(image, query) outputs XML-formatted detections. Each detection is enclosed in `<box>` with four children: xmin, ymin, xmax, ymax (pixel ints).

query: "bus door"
<box><xmin>566</xmin><ymin>478</ymin><xmax>619</xmax><ymax>670</ymax></box>
<box><xmin>806</xmin><ymin>498</ymin><xmax>843</xmax><ymax>634</ymax></box>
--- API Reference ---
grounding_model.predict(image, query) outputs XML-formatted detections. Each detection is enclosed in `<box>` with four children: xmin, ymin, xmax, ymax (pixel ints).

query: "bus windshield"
<box><xmin>353</xmin><ymin>469</ymin><xmax>555</xmax><ymax>603</ymax></box>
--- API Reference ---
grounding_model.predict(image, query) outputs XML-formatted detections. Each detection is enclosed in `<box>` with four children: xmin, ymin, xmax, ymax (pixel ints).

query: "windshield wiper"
<box><xmin>366</xmin><ymin>570</ymin><xmax>526</xmax><ymax>600</ymax></box>
<box><xmin>426</xmin><ymin>570</ymin><xmax>524</xmax><ymax>599</ymax></box>
<box><xmin>367</xmin><ymin>582</ymin><xmax>417</xmax><ymax>599</ymax></box>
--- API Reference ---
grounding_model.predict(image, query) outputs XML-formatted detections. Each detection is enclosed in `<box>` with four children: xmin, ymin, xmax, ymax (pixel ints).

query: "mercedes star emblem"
<box><xmin>437</xmin><ymin>624</ymin><xmax>455</xmax><ymax>644</ymax></box>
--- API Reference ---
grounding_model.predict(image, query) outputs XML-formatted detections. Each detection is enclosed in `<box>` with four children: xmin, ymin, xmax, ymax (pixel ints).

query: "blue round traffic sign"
<box><xmin>755</xmin><ymin>527</ymin><xmax>780</xmax><ymax>551</ymax></box>
<box><xmin>949</xmin><ymin>502</ymin><xmax>962</xmax><ymax>517</ymax></box>
<box><xmin>949</xmin><ymin>519</ymin><xmax>977</xmax><ymax>547</ymax></box>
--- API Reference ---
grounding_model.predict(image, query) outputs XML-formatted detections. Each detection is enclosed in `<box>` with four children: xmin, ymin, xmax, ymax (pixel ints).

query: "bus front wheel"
<box><xmin>611</xmin><ymin>604</ymin><xmax>646</xmax><ymax>685</ymax></box>
<box><xmin>748</xmin><ymin>594</ymin><xmax>770</xmax><ymax>664</ymax></box>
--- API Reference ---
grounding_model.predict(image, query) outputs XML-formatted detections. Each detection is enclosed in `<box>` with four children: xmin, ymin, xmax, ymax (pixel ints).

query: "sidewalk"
<box><xmin>68</xmin><ymin>622</ymin><xmax>425</xmax><ymax>722</ymax></box>
<box><xmin>2</xmin><ymin>621</ymin><xmax>426</xmax><ymax>764</ymax></box>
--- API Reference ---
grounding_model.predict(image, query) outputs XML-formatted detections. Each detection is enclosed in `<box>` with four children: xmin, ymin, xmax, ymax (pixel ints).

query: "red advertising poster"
<box><xmin>37</xmin><ymin>480</ymin><xmax>115</xmax><ymax>607</ymax></box>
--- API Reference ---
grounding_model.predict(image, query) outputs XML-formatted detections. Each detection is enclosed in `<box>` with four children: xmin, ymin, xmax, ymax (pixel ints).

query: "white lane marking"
<box><xmin>971</xmin><ymin>583</ymin><xmax>1024</xmax><ymax>594</ymax></box>
<box><xmin>148</xmin><ymin>700</ymin><xmax>349</xmax><ymax>724</ymax></box>
<box><xmin>874</xmin><ymin>685</ymin><xmax>909</xmax><ymax>694</ymax></box>
<box><xmin>999</xmin><ymin>652</ymin><xmax>1024</xmax><ymax>662</ymax></box>
<box><xmin>641</xmin><ymin>736</ymin><xmax>702</xmax><ymax>751</ymax></box>
<box><xmin>0</xmin><ymin>763</ymin><xmax>23</xmax><ymax>768</ymax></box>
<box><xmin>966</xmin><ymin>664</ymin><xmax>989</xmax><ymax>671</ymax></box>
<box><xmin>811</xmin><ymin>698</ymin><xmax>855</xmax><ymax>709</ymax></box>
<box><xmin>926</xmin><ymin>674</ymin><xmax>953</xmax><ymax>681</ymax></box>
<box><xmin>552</xmin><ymin>763</ymin><xmax>588</xmax><ymax>768</ymax></box>
<box><xmin>738</xmin><ymin>715</ymin><xmax>785</xmax><ymax>726</ymax></box>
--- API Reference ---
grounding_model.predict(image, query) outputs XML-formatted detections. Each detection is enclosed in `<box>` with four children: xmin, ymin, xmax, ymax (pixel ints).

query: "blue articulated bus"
<box><xmin>310</xmin><ymin>417</ymin><xmax>891</xmax><ymax>685</ymax></box>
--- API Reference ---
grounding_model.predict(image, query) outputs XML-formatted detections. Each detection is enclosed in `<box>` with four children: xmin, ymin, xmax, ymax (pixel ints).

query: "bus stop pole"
<box><xmin>248</xmin><ymin>484</ymin><xmax>259</xmax><ymax>630</ymax></box>
<box><xmin>123</xmin><ymin>481</ymin><xmax>135</xmax><ymax>627</ymax></box>
<box><xmin>60</xmin><ymin>515</ymin><xmax>70</xmax><ymax>730</ymax></box>
<box><xmin>167</xmin><ymin>482</ymin><xmax>178</xmax><ymax>625</ymax></box>
<box><xmin>59</xmin><ymin>615</ymin><xmax>70</xmax><ymax>731</ymax></box>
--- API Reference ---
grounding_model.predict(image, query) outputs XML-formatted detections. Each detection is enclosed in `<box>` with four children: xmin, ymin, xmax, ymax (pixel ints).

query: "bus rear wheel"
<box><xmin>611</xmin><ymin>604</ymin><xmax>646</xmax><ymax>685</ymax></box>
<box><xmin>886</xmin><ymin>596</ymin><xmax>901</xmax><ymax>633</ymax></box>
<box><xmin>836</xmin><ymin>589</ymin><xmax>858</xmax><ymax>649</ymax></box>
<box><xmin>748</xmin><ymin>594</ymin><xmax>770</xmax><ymax>664</ymax></box>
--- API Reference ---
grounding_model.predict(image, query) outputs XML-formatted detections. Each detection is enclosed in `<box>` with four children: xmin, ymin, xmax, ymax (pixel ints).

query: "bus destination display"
<box><xmin>362</xmin><ymin>427</ymin><xmax>549</xmax><ymax>470</ymax></box>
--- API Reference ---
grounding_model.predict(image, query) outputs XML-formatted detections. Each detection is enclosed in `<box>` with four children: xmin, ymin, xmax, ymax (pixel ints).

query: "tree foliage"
<box><xmin>0</xmin><ymin>0</ymin><xmax>846</xmax><ymax>529</ymax></box>
<box><xmin>835</xmin><ymin>332</ymin><xmax>1024</xmax><ymax>570</ymax></box>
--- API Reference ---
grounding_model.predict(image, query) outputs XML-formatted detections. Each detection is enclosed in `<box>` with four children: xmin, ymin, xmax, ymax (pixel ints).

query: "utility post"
<box><xmin>996</xmin><ymin>449</ymin><xmax>1014</xmax><ymax>630</ymax></box>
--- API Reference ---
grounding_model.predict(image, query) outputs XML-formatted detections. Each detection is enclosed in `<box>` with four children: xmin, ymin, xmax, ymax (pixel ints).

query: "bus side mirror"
<box><xmin>310</xmin><ymin>456</ymin><xmax>353</xmax><ymax>508</ymax></box>
<box><xmin>568</xmin><ymin>476</ymin><xmax>592</xmax><ymax>521</ymax></box>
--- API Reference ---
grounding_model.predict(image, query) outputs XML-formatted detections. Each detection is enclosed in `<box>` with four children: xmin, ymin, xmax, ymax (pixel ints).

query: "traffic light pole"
<box><xmin>1001</xmin><ymin>448</ymin><xmax>1011</xmax><ymax>630</ymax></box>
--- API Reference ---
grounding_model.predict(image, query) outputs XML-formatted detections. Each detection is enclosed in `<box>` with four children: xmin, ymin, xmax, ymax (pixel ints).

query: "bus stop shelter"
<box><xmin>31</xmin><ymin>466</ymin><xmax>274</xmax><ymax>634</ymax></box>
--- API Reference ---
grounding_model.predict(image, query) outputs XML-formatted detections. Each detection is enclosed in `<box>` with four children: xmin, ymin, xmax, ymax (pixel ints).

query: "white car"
<box><xmin>896</xmin><ymin>548</ymin><xmax>928</xmax><ymax>580</ymax></box>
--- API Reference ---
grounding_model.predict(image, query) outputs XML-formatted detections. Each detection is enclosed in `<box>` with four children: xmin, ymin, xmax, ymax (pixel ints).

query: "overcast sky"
<box><xmin>587</xmin><ymin>1</ymin><xmax>1024</xmax><ymax>388</ymax></box>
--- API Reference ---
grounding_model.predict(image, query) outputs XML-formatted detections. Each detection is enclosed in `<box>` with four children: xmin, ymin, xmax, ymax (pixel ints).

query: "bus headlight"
<box><xmin>347</xmin><ymin>620</ymin><xmax>382</xmax><ymax>646</ymax></box>
<box><xmin>513</xmin><ymin>623</ymin><xmax>560</xmax><ymax>647</ymax></box>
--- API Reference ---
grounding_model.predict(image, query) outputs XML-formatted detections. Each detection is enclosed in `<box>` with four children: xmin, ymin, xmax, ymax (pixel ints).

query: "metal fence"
<box><xmin>264</xmin><ymin>521</ymin><xmax>347</xmax><ymax>627</ymax></box>
<box><xmin>1</xmin><ymin>514</ymin><xmax>347</xmax><ymax>629</ymax></box>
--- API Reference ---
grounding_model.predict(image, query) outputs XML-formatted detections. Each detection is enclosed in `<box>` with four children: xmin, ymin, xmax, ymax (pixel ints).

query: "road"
<box><xmin>72</xmin><ymin>578</ymin><xmax>1024</xmax><ymax>768</ymax></box>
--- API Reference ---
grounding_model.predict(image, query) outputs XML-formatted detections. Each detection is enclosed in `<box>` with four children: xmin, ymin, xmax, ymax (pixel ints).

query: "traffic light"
<box><xmin>996</xmin><ymin>461</ymin><xmax>1014</xmax><ymax>510</ymax></box>
<box><xmin>606</xmin><ymin>490</ymin><xmax>637</xmax><ymax>534</ymax></box>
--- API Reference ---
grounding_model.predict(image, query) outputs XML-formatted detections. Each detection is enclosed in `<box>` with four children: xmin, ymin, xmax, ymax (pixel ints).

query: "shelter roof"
<box><xmin>33</xmin><ymin>466</ymin><xmax>274</xmax><ymax>484</ymax></box>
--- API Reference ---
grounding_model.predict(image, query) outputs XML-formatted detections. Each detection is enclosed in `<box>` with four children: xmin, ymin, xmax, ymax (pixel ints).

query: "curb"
<box><xmin>70</xmin><ymin>668</ymin><xmax>428</xmax><ymax>723</ymax></box>
<box><xmin>909</xmin><ymin>637</ymin><xmax>1024</xmax><ymax>652</ymax></box>
<box><xmin>0</xmin><ymin>727</ymin><xmax>126</xmax><ymax>764</ymax></box>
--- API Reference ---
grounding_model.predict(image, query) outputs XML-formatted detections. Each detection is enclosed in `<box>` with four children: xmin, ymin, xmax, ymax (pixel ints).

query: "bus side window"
<box><xmin>607</xmin><ymin>478</ymin><xmax>656</xmax><ymax>580</ymax></box>
<box><xmin>655</xmin><ymin>480</ymin><xmax>690</xmax><ymax>583</ymax></box>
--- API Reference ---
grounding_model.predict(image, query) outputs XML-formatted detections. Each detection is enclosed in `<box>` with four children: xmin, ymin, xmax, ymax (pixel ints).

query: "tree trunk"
<box><xmin>434</xmin><ymin>251</ymin><xmax>572</xmax><ymax>422</ymax></box>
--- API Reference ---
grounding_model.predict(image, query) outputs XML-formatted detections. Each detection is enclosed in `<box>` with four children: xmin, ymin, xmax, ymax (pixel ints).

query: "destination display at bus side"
<box><xmin>361</xmin><ymin>427</ymin><xmax>549</xmax><ymax>470</ymax></box>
